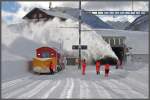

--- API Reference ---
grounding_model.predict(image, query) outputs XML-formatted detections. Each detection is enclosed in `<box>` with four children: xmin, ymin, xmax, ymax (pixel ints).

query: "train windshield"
<box><xmin>41</xmin><ymin>52</ymin><xmax>50</xmax><ymax>58</ymax></box>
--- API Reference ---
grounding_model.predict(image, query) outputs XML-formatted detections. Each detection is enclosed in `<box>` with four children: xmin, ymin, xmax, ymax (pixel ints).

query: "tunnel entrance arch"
<box><xmin>102</xmin><ymin>36</ymin><xmax>126</xmax><ymax>65</ymax></box>
<box><xmin>112</xmin><ymin>46</ymin><xmax>125</xmax><ymax>65</ymax></box>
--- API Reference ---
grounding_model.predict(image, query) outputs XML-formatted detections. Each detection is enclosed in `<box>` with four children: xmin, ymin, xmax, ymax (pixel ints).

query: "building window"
<box><xmin>60</xmin><ymin>18</ymin><xmax>66</xmax><ymax>21</ymax></box>
<box><xmin>113</xmin><ymin>38</ymin><xmax>116</xmax><ymax>45</ymax></box>
<box><xmin>33</xmin><ymin>14</ymin><xmax>37</xmax><ymax>19</ymax></box>
<box><xmin>108</xmin><ymin>38</ymin><xmax>111</xmax><ymax>44</ymax></box>
<box><xmin>116</xmin><ymin>38</ymin><xmax>120</xmax><ymax>46</ymax></box>
<box><xmin>39</xmin><ymin>13</ymin><xmax>42</xmax><ymax>18</ymax></box>
<box><xmin>120</xmin><ymin>39</ymin><xmax>123</xmax><ymax>45</ymax></box>
<box><xmin>110</xmin><ymin>38</ymin><xmax>114</xmax><ymax>46</ymax></box>
<box><xmin>118</xmin><ymin>38</ymin><xmax>121</xmax><ymax>45</ymax></box>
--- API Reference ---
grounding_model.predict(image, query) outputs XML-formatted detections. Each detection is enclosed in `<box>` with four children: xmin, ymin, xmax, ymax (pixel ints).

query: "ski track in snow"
<box><xmin>66</xmin><ymin>78</ymin><xmax>74</xmax><ymax>98</ymax></box>
<box><xmin>99</xmin><ymin>80</ymin><xmax>129</xmax><ymax>98</ymax></box>
<box><xmin>41</xmin><ymin>80</ymin><xmax>61</xmax><ymax>99</ymax></box>
<box><xmin>17</xmin><ymin>80</ymin><xmax>50</xmax><ymax>98</ymax></box>
<box><xmin>96</xmin><ymin>78</ymin><xmax>146</xmax><ymax>99</ymax></box>
<box><xmin>91</xmin><ymin>81</ymin><xmax>112</xmax><ymax>98</ymax></box>
<box><xmin>79</xmin><ymin>79</ymin><xmax>90</xmax><ymax>99</ymax></box>
<box><xmin>120</xmin><ymin>77</ymin><xmax>148</xmax><ymax>97</ymax></box>
<box><xmin>59</xmin><ymin>78</ymin><xmax>74</xmax><ymax>98</ymax></box>
<box><xmin>126</xmin><ymin>77</ymin><xmax>147</xmax><ymax>89</ymax></box>
<box><xmin>3</xmin><ymin>80</ymin><xmax>40</xmax><ymax>98</ymax></box>
<box><xmin>2</xmin><ymin>79</ymin><xmax>33</xmax><ymax>95</ymax></box>
<box><xmin>110</xmin><ymin>79</ymin><xmax>145</xmax><ymax>98</ymax></box>
<box><xmin>2</xmin><ymin>76</ymin><xmax>30</xmax><ymax>89</ymax></box>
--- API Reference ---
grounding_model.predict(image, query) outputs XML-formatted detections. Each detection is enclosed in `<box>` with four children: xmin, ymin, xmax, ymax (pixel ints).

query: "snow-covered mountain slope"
<box><xmin>125</xmin><ymin>14</ymin><xmax>149</xmax><ymax>32</ymax></box>
<box><xmin>2</xmin><ymin>46</ymin><xmax>26</xmax><ymax>61</ymax></box>
<box><xmin>106</xmin><ymin>21</ymin><xmax>130</xmax><ymax>30</ymax></box>
<box><xmin>52</xmin><ymin>7</ymin><xmax>113</xmax><ymax>29</ymax></box>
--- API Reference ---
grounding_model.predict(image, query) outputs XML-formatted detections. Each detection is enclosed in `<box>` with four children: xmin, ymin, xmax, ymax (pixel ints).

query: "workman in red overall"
<box><xmin>96</xmin><ymin>60</ymin><xmax>101</xmax><ymax>75</ymax></box>
<box><xmin>82</xmin><ymin>59</ymin><xmax>86</xmax><ymax>75</ymax></box>
<box><xmin>104</xmin><ymin>64</ymin><xmax>110</xmax><ymax>77</ymax></box>
<box><xmin>49</xmin><ymin>62</ymin><xmax>54</xmax><ymax>74</ymax></box>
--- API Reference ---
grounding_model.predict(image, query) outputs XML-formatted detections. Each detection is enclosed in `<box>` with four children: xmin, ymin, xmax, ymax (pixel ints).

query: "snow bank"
<box><xmin>2</xmin><ymin>60</ymin><xmax>30</xmax><ymax>81</ymax></box>
<box><xmin>8</xmin><ymin>37</ymin><xmax>43</xmax><ymax>60</ymax></box>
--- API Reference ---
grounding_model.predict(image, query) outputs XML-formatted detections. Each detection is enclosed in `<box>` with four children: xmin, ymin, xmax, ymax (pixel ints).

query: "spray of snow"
<box><xmin>2</xmin><ymin>18</ymin><xmax>118</xmax><ymax>63</ymax></box>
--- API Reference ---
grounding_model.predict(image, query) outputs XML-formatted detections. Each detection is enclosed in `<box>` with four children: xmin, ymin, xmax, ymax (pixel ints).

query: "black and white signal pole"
<box><xmin>78</xmin><ymin>0</ymin><xmax>82</xmax><ymax>69</ymax></box>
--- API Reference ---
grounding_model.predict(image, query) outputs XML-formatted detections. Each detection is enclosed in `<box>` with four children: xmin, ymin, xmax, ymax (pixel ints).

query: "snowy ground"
<box><xmin>2</xmin><ymin>62</ymin><xmax>148</xmax><ymax>99</ymax></box>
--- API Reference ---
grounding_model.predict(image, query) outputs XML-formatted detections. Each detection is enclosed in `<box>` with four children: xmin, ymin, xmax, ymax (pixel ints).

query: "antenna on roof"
<box><xmin>49</xmin><ymin>2</ymin><xmax>52</xmax><ymax>9</ymax></box>
<box><xmin>131</xmin><ymin>0</ymin><xmax>134</xmax><ymax>11</ymax></box>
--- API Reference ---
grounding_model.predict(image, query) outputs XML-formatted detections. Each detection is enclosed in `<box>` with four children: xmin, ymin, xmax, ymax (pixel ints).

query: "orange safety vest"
<box><xmin>96</xmin><ymin>61</ymin><xmax>100</xmax><ymax>71</ymax></box>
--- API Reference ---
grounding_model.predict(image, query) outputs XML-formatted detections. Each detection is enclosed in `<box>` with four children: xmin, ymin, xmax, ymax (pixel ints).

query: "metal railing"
<box><xmin>85</xmin><ymin>11</ymin><xmax>148</xmax><ymax>15</ymax></box>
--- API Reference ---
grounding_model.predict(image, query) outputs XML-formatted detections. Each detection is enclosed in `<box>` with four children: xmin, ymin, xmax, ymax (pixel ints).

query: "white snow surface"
<box><xmin>2</xmin><ymin>62</ymin><xmax>148</xmax><ymax>99</ymax></box>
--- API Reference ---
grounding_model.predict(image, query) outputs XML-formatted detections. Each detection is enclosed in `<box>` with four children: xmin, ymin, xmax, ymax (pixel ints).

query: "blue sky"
<box><xmin>2</xmin><ymin>1</ymin><xmax>21</xmax><ymax>24</ymax></box>
<box><xmin>2</xmin><ymin>1</ymin><xmax>21</xmax><ymax>13</ymax></box>
<box><xmin>1</xmin><ymin>1</ymin><xmax>149</xmax><ymax>24</ymax></box>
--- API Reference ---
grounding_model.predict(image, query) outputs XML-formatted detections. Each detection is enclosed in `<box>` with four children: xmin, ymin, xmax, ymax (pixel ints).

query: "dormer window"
<box><xmin>60</xmin><ymin>18</ymin><xmax>66</xmax><ymax>21</ymax></box>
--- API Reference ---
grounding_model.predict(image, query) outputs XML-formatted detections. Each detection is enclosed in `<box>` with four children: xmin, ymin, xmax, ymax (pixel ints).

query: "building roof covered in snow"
<box><xmin>125</xmin><ymin>14</ymin><xmax>149</xmax><ymax>32</ymax></box>
<box><xmin>23</xmin><ymin>7</ymin><xmax>113</xmax><ymax>29</ymax></box>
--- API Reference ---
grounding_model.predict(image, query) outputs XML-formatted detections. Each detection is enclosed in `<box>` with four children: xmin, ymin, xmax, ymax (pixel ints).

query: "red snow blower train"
<box><xmin>32</xmin><ymin>47</ymin><xmax>65</xmax><ymax>74</ymax></box>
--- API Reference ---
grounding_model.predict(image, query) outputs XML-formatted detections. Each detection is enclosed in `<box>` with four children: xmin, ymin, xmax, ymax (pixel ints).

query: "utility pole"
<box><xmin>132</xmin><ymin>0</ymin><xmax>134</xmax><ymax>11</ymax></box>
<box><xmin>78</xmin><ymin>0</ymin><xmax>82</xmax><ymax>69</ymax></box>
<box><xmin>49</xmin><ymin>2</ymin><xmax>52</xmax><ymax>9</ymax></box>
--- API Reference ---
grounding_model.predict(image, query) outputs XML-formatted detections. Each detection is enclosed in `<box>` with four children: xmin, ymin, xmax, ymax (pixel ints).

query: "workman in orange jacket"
<box><xmin>82</xmin><ymin>59</ymin><xmax>86</xmax><ymax>75</ymax></box>
<box><xmin>104</xmin><ymin>64</ymin><xmax>110</xmax><ymax>77</ymax></box>
<box><xmin>96</xmin><ymin>60</ymin><xmax>101</xmax><ymax>75</ymax></box>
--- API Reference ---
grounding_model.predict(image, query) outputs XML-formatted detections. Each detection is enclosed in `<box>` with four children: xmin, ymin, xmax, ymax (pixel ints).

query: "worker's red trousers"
<box><xmin>96</xmin><ymin>66</ymin><xmax>100</xmax><ymax>73</ymax></box>
<box><xmin>105</xmin><ymin>69</ymin><xmax>109</xmax><ymax>77</ymax></box>
<box><xmin>82</xmin><ymin>64</ymin><xmax>86</xmax><ymax>75</ymax></box>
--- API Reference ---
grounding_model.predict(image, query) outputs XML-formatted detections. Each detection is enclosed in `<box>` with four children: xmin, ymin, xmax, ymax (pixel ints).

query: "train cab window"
<box><xmin>41</xmin><ymin>52</ymin><xmax>50</xmax><ymax>58</ymax></box>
